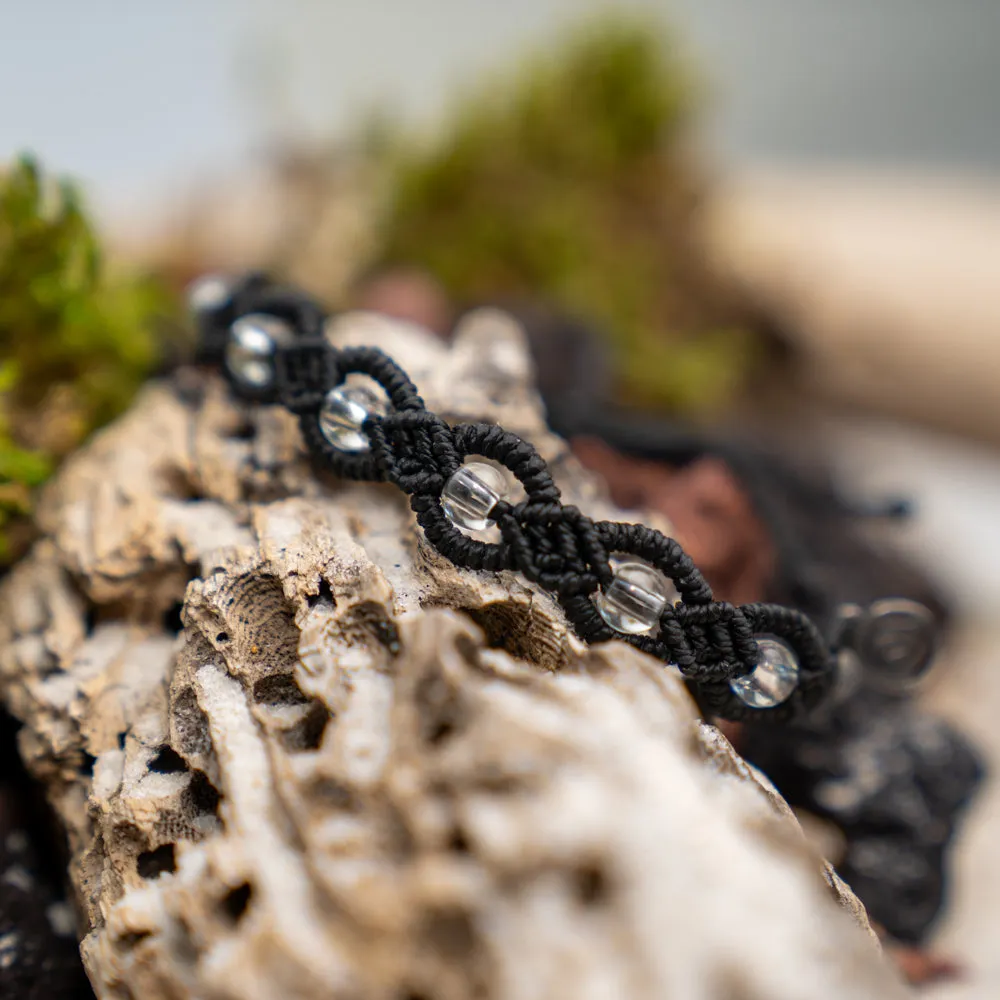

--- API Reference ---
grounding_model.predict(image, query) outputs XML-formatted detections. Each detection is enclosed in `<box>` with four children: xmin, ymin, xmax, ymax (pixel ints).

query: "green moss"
<box><xmin>372</xmin><ymin>15</ymin><xmax>756</xmax><ymax>413</ymax></box>
<box><xmin>0</xmin><ymin>155</ymin><xmax>172</xmax><ymax>560</ymax></box>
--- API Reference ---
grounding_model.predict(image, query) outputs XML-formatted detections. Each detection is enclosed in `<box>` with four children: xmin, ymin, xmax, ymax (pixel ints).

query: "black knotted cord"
<box><xmin>195</xmin><ymin>275</ymin><xmax>837</xmax><ymax>721</ymax></box>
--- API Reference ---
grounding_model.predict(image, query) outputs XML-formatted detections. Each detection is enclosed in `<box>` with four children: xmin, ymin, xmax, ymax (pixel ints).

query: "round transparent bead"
<box><xmin>225</xmin><ymin>314</ymin><xmax>291</xmax><ymax>389</ymax></box>
<box><xmin>851</xmin><ymin>598</ymin><xmax>937</xmax><ymax>689</ymax></box>
<box><xmin>187</xmin><ymin>273</ymin><xmax>231</xmax><ymax>313</ymax></box>
<box><xmin>318</xmin><ymin>383</ymin><xmax>388</xmax><ymax>452</ymax></box>
<box><xmin>595</xmin><ymin>562</ymin><xmax>675</xmax><ymax>635</ymax></box>
<box><xmin>441</xmin><ymin>462</ymin><xmax>508</xmax><ymax>530</ymax></box>
<box><xmin>729</xmin><ymin>637</ymin><xmax>800</xmax><ymax>709</ymax></box>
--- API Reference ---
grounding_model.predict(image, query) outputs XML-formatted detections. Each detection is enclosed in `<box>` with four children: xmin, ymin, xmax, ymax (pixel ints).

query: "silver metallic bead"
<box><xmin>729</xmin><ymin>637</ymin><xmax>800</xmax><ymax>709</ymax></box>
<box><xmin>441</xmin><ymin>462</ymin><xmax>508</xmax><ymax>530</ymax></box>
<box><xmin>187</xmin><ymin>273</ymin><xmax>232</xmax><ymax>314</ymax></box>
<box><xmin>225</xmin><ymin>313</ymin><xmax>292</xmax><ymax>390</ymax></box>
<box><xmin>841</xmin><ymin>598</ymin><xmax>937</xmax><ymax>690</ymax></box>
<box><xmin>595</xmin><ymin>561</ymin><xmax>676</xmax><ymax>635</ymax></box>
<box><xmin>318</xmin><ymin>382</ymin><xmax>388</xmax><ymax>452</ymax></box>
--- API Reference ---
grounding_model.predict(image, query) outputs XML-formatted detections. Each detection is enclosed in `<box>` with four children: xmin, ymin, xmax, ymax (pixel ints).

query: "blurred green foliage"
<box><xmin>373</xmin><ymin>16</ymin><xmax>756</xmax><ymax>414</ymax></box>
<box><xmin>0</xmin><ymin>155</ymin><xmax>170</xmax><ymax>560</ymax></box>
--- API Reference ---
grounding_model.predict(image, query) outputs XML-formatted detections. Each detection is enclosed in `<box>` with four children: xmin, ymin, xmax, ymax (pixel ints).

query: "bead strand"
<box><xmin>192</xmin><ymin>272</ymin><xmax>845</xmax><ymax>721</ymax></box>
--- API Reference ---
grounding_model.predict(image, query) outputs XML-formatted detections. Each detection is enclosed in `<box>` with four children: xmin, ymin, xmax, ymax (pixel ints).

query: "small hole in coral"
<box><xmin>162</xmin><ymin>601</ymin><xmax>185</xmax><ymax>634</ymax></box>
<box><xmin>148</xmin><ymin>745</ymin><xmax>187</xmax><ymax>774</ymax></box>
<box><xmin>137</xmin><ymin>844</ymin><xmax>176</xmax><ymax>879</ymax></box>
<box><xmin>79</xmin><ymin>751</ymin><xmax>97</xmax><ymax>775</ymax></box>
<box><xmin>279</xmin><ymin>702</ymin><xmax>329</xmax><ymax>752</ymax></box>
<box><xmin>574</xmin><ymin>864</ymin><xmax>609</xmax><ymax>906</ymax></box>
<box><xmin>119</xmin><ymin>930</ymin><xmax>152</xmax><ymax>949</ymax></box>
<box><xmin>221</xmin><ymin>882</ymin><xmax>253</xmax><ymax>923</ymax></box>
<box><xmin>215</xmin><ymin>632</ymin><xmax>230</xmax><ymax>644</ymax></box>
<box><xmin>426</xmin><ymin>719</ymin><xmax>454</xmax><ymax>745</ymax></box>
<box><xmin>306</xmin><ymin>578</ymin><xmax>335</xmax><ymax>609</ymax></box>
<box><xmin>230</xmin><ymin>418</ymin><xmax>256</xmax><ymax>441</ymax></box>
<box><xmin>447</xmin><ymin>826</ymin><xmax>471</xmax><ymax>854</ymax></box>
<box><xmin>185</xmin><ymin>771</ymin><xmax>222</xmax><ymax>816</ymax></box>
<box><xmin>415</xmin><ymin>674</ymin><xmax>465</xmax><ymax>747</ymax></box>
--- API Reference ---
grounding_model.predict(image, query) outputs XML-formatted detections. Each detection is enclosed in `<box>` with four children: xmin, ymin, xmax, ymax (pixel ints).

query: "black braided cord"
<box><xmin>197</xmin><ymin>274</ymin><xmax>837</xmax><ymax>721</ymax></box>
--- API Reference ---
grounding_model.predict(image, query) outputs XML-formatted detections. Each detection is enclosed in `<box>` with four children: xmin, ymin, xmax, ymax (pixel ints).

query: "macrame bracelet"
<box><xmin>189</xmin><ymin>271</ymin><xmax>839</xmax><ymax>722</ymax></box>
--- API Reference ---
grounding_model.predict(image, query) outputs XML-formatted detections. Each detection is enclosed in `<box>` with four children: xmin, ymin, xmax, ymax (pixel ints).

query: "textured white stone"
<box><xmin>0</xmin><ymin>314</ymin><xmax>903</xmax><ymax>999</ymax></box>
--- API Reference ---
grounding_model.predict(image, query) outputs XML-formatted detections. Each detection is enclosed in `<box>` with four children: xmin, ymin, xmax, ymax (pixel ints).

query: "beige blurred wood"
<box><xmin>705</xmin><ymin>170</ymin><xmax>1000</xmax><ymax>439</ymax></box>
<box><xmin>113</xmin><ymin>154</ymin><xmax>378</xmax><ymax>303</ymax></box>
<box><xmin>0</xmin><ymin>312</ymin><xmax>904</xmax><ymax>999</ymax></box>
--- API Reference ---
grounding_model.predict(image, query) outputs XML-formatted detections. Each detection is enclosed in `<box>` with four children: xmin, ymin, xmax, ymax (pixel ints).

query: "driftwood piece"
<box><xmin>0</xmin><ymin>311</ymin><xmax>904</xmax><ymax>999</ymax></box>
<box><xmin>705</xmin><ymin>170</ymin><xmax>1000</xmax><ymax>440</ymax></box>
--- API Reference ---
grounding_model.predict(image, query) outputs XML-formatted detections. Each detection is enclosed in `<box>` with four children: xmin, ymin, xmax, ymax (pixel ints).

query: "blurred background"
<box><xmin>5</xmin><ymin>1</ymin><xmax>1000</xmax><ymax>209</ymax></box>
<box><xmin>2</xmin><ymin>1</ymin><xmax>1000</xmax><ymax>997</ymax></box>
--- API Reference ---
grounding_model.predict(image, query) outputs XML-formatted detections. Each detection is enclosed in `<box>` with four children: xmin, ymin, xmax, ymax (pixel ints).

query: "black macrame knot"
<box><xmin>275</xmin><ymin>338</ymin><xmax>339</xmax><ymax>414</ymax></box>
<box><xmin>369</xmin><ymin>410</ymin><xmax>462</xmax><ymax>494</ymax></box>
<box><xmin>494</xmin><ymin>501</ymin><xmax>611</xmax><ymax>598</ymax></box>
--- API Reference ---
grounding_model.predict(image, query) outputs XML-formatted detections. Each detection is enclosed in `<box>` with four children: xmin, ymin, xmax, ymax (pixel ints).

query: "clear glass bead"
<box><xmin>225</xmin><ymin>314</ymin><xmax>291</xmax><ymax>389</ymax></box>
<box><xmin>187</xmin><ymin>273</ymin><xmax>231</xmax><ymax>313</ymax></box>
<box><xmin>595</xmin><ymin>561</ymin><xmax>675</xmax><ymax>635</ymax></box>
<box><xmin>318</xmin><ymin>383</ymin><xmax>388</xmax><ymax>452</ymax></box>
<box><xmin>729</xmin><ymin>637</ymin><xmax>800</xmax><ymax>708</ymax></box>
<box><xmin>441</xmin><ymin>462</ymin><xmax>508</xmax><ymax>530</ymax></box>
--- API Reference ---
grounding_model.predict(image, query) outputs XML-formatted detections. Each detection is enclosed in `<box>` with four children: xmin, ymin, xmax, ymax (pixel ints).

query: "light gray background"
<box><xmin>1</xmin><ymin>0</ymin><xmax>998</xmax><ymax>217</ymax></box>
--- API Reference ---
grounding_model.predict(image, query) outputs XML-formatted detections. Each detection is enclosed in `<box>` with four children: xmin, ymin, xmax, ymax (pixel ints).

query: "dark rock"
<box><xmin>0</xmin><ymin>709</ymin><xmax>93</xmax><ymax>999</ymax></box>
